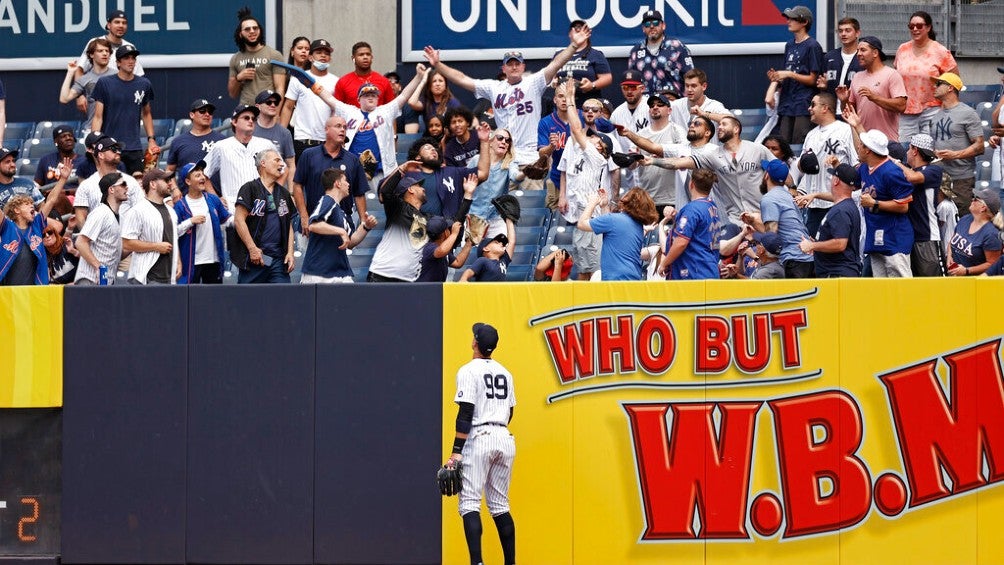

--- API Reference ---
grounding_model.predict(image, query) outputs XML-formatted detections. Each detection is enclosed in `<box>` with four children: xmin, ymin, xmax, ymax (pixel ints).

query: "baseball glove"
<box><xmin>359</xmin><ymin>150</ymin><xmax>379</xmax><ymax>180</ymax></box>
<box><xmin>491</xmin><ymin>194</ymin><xmax>521</xmax><ymax>223</ymax></box>
<box><xmin>466</xmin><ymin>214</ymin><xmax>489</xmax><ymax>245</ymax></box>
<box><xmin>437</xmin><ymin>462</ymin><xmax>463</xmax><ymax>496</ymax></box>
<box><xmin>522</xmin><ymin>155</ymin><xmax>550</xmax><ymax>180</ymax></box>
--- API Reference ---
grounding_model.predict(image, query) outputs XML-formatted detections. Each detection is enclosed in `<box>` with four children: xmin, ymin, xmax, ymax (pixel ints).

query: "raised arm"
<box><xmin>423</xmin><ymin>47</ymin><xmax>476</xmax><ymax>92</ymax></box>
<box><xmin>562</xmin><ymin>80</ymin><xmax>588</xmax><ymax>149</ymax></box>
<box><xmin>38</xmin><ymin>157</ymin><xmax>72</xmax><ymax>218</ymax></box>
<box><xmin>394</xmin><ymin>64</ymin><xmax>429</xmax><ymax>110</ymax></box>
<box><xmin>542</xmin><ymin>26</ymin><xmax>592</xmax><ymax>84</ymax></box>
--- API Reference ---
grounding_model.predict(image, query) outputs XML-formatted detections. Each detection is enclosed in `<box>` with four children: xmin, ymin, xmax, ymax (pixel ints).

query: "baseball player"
<box><xmin>445</xmin><ymin>323</ymin><xmax>517</xmax><ymax>565</ymax></box>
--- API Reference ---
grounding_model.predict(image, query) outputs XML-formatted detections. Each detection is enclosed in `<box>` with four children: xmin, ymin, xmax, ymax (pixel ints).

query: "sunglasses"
<box><xmin>934</xmin><ymin>80</ymin><xmax>950</xmax><ymax>87</ymax></box>
<box><xmin>102</xmin><ymin>147</ymin><xmax>122</xmax><ymax>153</ymax></box>
<box><xmin>260</xmin><ymin>99</ymin><xmax>280</xmax><ymax>106</ymax></box>
<box><xmin>243</xmin><ymin>25</ymin><xmax>259</xmax><ymax>32</ymax></box>
<box><xmin>494</xmin><ymin>135</ymin><xmax>511</xmax><ymax>143</ymax></box>
<box><xmin>194</xmin><ymin>108</ymin><xmax>213</xmax><ymax>115</ymax></box>
<box><xmin>582</xmin><ymin>106</ymin><xmax>602</xmax><ymax>113</ymax></box>
<box><xmin>643</xmin><ymin>20</ymin><xmax>660</xmax><ymax>28</ymax></box>
<box><xmin>43</xmin><ymin>230</ymin><xmax>58</xmax><ymax>237</ymax></box>
<box><xmin>907</xmin><ymin>23</ymin><xmax>926</xmax><ymax>30</ymax></box>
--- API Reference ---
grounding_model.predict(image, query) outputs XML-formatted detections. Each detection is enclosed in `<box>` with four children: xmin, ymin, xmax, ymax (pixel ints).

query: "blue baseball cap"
<box><xmin>177</xmin><ymin>160</ymin><xmax>206</xmax><ymax>190</ymax></box>
<box><xmin>760</xmin><ymin>159</ymin><xmax>789</xmax><ymax>184</ymax></box>
<box><xmin>753</xmin><ymin>231</ymin><xmax>783</xmax><ymax>256</ymax></box>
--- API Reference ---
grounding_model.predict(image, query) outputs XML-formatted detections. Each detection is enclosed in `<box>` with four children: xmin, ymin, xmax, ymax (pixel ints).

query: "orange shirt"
<box><xmin>894</xmin><ymin>40</ymin><xmax>957</xmax><ymax>115</ymax></box>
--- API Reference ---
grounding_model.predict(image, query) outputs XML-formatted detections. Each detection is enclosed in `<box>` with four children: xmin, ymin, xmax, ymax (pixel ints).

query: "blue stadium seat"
<box><xmin>517</xmin><ymin>208</ymin><xmax>551</xmax><ymax>230</ymax></box>
<box><xmin>959</xmin><ymin>85</ymin><xmax>998</xmax><ymax>108</ymax></box>
<box><xmin>397</xmin><ymin>132</ymin><xmax>422</xmax><ymax>153</ymax></box>
<box><xmin>977</xmin><ymin>101</ymin><xmax>996</xmax><ymax>122</ymax></box>
<box><xmin>353</xmin><ymin>229</ymin><xmax>384</xmax><ymax>249</ymax></box>
<box><xmin>4</xmin><ymin>122</ymin><xmax>35</xmax><ymax>142</ymax></box>
<box><xmin>510</xmin><ymin>189</ymin><xmax>547</xmax><ymax>209</ymax></box>
<box><xmin>505</xmin><ymin>265</ymin><xmax>531</xmax><ymax>281</ymax></box>
<box><xmin>22</xmin><ymin>139</ymin><xmax>56</xmax><ymax>159</ymax></box>
<box><xmin>33</xmin><ymin>121</ymin><xmax>81</xmax><ymax>140</ymax></box>
<box><xmin>3</xmin><ymin>139</ymin><xmax>22</xmax><ymax>153</ymax></box>
<box><xmin>150</xmin><ymin>119</ymin><xmax>175</xmax><ymax>139</ymax></box>
<box><xmin>17</xmin><ymin>158</ymin><xmax>38</xmax><ymax>177</ymax></box>
<box><xmin>173</xmin><ymin>119</ymin><xmax>194</xmax><ymax>138</ymax></box>
<box><xmin>514</xmin><ymin>225</ymin><xmax>546</xmax><ymax>248</ymax></box>
<box><xmin>545</xmin><ymin>224</ymin><xmax>575</xmax><ymax>248</ymax></box>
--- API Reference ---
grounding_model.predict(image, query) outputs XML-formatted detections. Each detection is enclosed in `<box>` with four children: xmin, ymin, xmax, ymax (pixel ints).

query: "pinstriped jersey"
<box><xmin>454</xmin><ymin>357</ymin><xmax>516</xmax><ymax>426</ymax></box>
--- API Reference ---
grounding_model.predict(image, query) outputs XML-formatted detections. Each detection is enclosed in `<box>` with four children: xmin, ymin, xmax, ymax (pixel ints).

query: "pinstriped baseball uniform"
<box><xmin>454</xmin><ymin>357</ymin><xmax>516</xmax><ymax>516</ymax></box>
<box><xmin>202</xmin><ymin>135</ymin><xmax>275</xmax><ymax>212</ymax></box>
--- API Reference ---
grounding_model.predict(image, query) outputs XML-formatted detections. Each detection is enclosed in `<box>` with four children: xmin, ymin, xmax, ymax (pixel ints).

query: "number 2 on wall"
<box><xmin>18</xmin><ymin>497</ymin><xmax>39</xmax><ymax>542</ymax></box>
<box><xmin>483</xmin><ymin>374</ymin><xmax>509</xmax><ymax>399</ymax></box>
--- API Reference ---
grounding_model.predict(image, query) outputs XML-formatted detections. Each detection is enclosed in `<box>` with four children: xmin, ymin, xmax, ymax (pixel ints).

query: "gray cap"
<box><xmin>974</xmin><ymin>186</ymin><xmax>1001</xmax><ymax>216</ymax></box>
<box><xmin>782</xmin><ymin>6</ymin><xmax>813</xmax><ymax>25</ymax></box>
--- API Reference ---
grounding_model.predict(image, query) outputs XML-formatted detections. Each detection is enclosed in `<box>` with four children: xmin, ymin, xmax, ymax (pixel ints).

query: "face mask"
<box><xmin>312</xmin><ymin>61</ymin><xmax>329</xmax><ymax>72</ymax></box>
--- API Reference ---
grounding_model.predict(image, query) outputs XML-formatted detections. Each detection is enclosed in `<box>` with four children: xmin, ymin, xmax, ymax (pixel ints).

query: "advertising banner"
<box><xmin>442</xmin><ymin>280</ymin><xmax>1004</xmax><ymax>565</ymax></box>
<box><xmin>0</xmin><ymin>286</ymin><xmax>62</xmax><ymax>408</ymax></box>
<box><xmin>0</xmin><ymin>0</ymin><xmax>277</xmax><ymax>70</ymax></box>
<box><xmin>402</xmin><ymin>0</ymin><xmax>829</xmax><ymax>62</ymax></box>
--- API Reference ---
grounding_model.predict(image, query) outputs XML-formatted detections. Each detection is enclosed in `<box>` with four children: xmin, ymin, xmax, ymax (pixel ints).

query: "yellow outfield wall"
<box><xmin>0</xmin><ymin>286</ymin><xmax>63</xmax><ymax>408</ymax></box>
<box><xmin>442</xmin><ymin>280</ymin><xmax>1004</xmax><ymax>565</ymax></box>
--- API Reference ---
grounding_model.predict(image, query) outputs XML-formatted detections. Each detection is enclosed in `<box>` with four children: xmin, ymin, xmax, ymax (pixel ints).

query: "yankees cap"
<box><xmin>310</xmin><ymin>39</ymin><xmax>333</xmax><ymax>53</ymax></box>
<box><xmin>190</xmin><ymin>98</ymin><xmax>216</xmax><ymax>113</ymax></box>
<box><xmin>0</xmin><ymin>147</ymin><xmax>17</xmax><ymax>161</ymax></box>
<box><xmin>107</xmin><ymin>9</ymin><xmax>127</xmax><ymax>22</ymax></box>
<box><xmin>473</xmin><ymin>323</ymin><xmax>499</xmax><ymax>355</ymax></box>
<box><xmin>115</xmin><ymin>44</ymin><xmax>140</xmax><ymax>59</ymax></box>
<box><xmin>51</xmin><ymin>125</ymin><xmax>75</xmax><ymax>141</ymax></box>
<box><xmin>255</xmin><ymin>89</ymin><xmax>282</xmax><ymax>104</ymax></box>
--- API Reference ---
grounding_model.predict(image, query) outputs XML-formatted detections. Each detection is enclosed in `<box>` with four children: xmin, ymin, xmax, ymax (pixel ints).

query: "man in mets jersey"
<box><xmin>445</xmin><ymin>323</ymin><xmax>517</xmax><ymax>565</ymax></box>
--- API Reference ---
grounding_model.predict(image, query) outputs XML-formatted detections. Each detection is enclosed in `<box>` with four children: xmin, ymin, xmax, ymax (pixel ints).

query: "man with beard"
<box><xmin>626</xmin><ymin>10</ymin><xmax>693</xmax><ymax>97</ymax></box>
<box><xmin>366</xmin><ymin>173</ymin><xmax>433</xmax><ymax>283</ymax></box>
<box><xmin>35</xmin><ymin>125</ymin><xmax>88</xmax><ymax>189</ymax></box>
<box><xmin>227</xmin><ymin>8</ymin><xmax>284</xmax><ymax>105</ymax></box>
<box><xmin>122</xmin><ymin>169</ymin><xmax>179</xmax><ymax>284</ymax></box>
<box><xmin>625</xmin><ymin>114</ymin><xmax>717</xmax><ymax>208</ymax></box>
<box><xmin>408</xmin><ymin>123</ymin><xmax>491</xmax><ymax>221</ymax></box>
<box><xmin>73</xmin><ymin>136</ymin><xmax>144</xmax><ymax>227</ymax></box>
<box><xmin>835</xmin><ymin>37</ymin><xmax>906</xmax><ymax>150</ymax></box>
<box><xmin>610</xmin><ymin>71</ymin><xmax>650</xmax><ymax>190</ymax></box>
<box><xmin>0</xmin><ymin>147</ymin><xmax>44</xmax><ymax>209</ymax></box>
<box><xmin>74</xmin><ymin>172</ymin><xmax>129</xmax><ymax>285</ymax></box>
<box><xmin>643</xmin><ymin>115</ymin><xmax>775</xmax><ymax>225</ymax></box>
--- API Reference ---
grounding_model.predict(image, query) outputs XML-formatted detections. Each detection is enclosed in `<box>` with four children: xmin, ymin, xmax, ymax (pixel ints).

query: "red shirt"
<box><xmin>334</xmin><ymin>71</ymin><xmax>394</xmax><ymax>107</ymax></box>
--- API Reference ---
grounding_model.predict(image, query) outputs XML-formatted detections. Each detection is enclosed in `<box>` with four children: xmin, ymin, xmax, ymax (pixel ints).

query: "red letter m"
<box><xmin>879</xmin><ymin>339</ymin><xmax>1004</xmax><ymax>506</ymax></box>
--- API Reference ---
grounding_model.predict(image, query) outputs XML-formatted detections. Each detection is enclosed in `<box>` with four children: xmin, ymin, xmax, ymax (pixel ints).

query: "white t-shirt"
<box><xmin>669</xmin><ymin>96</ymin><xmax>728</xmax><ymax>134</ymax></box>
<box><xmin>286</xmin><ymin>72</ymin><xmax>338</xmax><ymax>142</ymax></box>
<box><xmin>74</xmin><ymin>203</ymin><xmax>122</xmax><ymax>284</ymax></box>
<box><xmin>474</xmin><ymin>73</ymin><xmax>547</xmax><ymax>165</ymax></box>
<box><xmin>636</xmin><ymin>122</ymin><xmax>686</xmax><ymax>206</ymax></box>
<box><xmin>75</xmin><ymin>171</ymin><xmax>144</xmax><ymax>216</ymax></box>
<box><xmin>611</xmin><ymin>97</ymin><xmax>650</xmax><ymax>190</ymax></box>
<box><xmin>454</xmin><ymin>357</ymin><xmax>516</xmax><ymax>426</ymax></box>
<box><xmin>185</xmin><ymin>195</ymin><xmax>218</xmax><ymax>265</ymax></box>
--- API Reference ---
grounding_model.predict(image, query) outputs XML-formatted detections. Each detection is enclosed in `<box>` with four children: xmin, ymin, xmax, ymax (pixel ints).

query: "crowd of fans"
<box><xmin>1</xmin><ymin>6</ymin><xmax>1003</xmax><ymax>285</ymax></box>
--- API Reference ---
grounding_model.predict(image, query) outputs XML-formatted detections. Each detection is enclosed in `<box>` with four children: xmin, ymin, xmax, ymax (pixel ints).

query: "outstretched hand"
<box><xmin>422</xmin><ymin>46</ymin><xmax>440</xmax><ymax>67</ymax></box>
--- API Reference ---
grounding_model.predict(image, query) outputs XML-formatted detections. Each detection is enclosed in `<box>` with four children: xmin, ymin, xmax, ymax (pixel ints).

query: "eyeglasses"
<box><xmin>260</xmin><ymin>99</ymin><xmax>280</xmax><ymax>106</ymax></box>
<box><xmin>643</xmin><ymin>21</ymin><xmax>660</xmax><ymax>28</ymax></box>
<box><xmin>582</xmin><ymin>106</ymin><xmax>602</xmax><ymax>113</ymax></box>
<box><xmin>907</xmin><ymin>23</ymin><xmax>926</xmax><ymax>30</ymax></box>
<box><xmin>494</xmin><ymin>135</ymin><xmax>511</xmax><ymax>143</ymax></box>
<box><xmin>242</xmin><ymin>25</ymin><xmax>259</xmax><ymax>32</ymax></box>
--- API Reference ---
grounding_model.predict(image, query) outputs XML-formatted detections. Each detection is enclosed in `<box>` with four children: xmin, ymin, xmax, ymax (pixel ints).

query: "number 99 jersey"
<box><xmin>454</xmin><ymin>358</ymin><xmax>516</xmax><ymax>424</ymax></box>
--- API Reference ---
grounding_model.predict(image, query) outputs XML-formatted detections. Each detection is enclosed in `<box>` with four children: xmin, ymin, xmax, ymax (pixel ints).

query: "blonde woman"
<box><xmin>470</xmin><ymin>128</ymin><xmax>524</xmax><ymax>238</ymax></box>
<box><xmin>946</xmin><ymin>187</ymin><xmax>1002</xmax><ymax>276</ymax></box>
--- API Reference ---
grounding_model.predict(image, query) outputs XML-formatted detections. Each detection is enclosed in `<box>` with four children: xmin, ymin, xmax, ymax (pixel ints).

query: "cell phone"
<box><xmin>244</xmin><ymin>61</ymin><xmax>254</xmax><ymax>69</ymax></box>
<box><xmin>261</xmin><ymin>255</ymin><xmax>274</xmax><ymax>267</ymax></box>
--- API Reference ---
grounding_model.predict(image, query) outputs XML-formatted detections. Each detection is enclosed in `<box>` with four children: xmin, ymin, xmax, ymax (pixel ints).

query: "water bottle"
<box><xmin>98</xmin><ymin>265</ymin><xmax>109</xmax><ymax>286</ymax></box>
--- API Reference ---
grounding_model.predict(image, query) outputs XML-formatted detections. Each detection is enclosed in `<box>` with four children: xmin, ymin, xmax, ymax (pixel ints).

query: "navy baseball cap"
<box><xmin>231</xmin><ymin>104</ymin><xmax>260</xmax><ymax>121</ymax></box>
<box><xmin>190</xmin><ymin>98</ymin><xmax>216</xmax><ymax>113</ymax></box>
<box><xmin>621</xmin><ymin>70</ymin><xmax>643</xmax><ymax>86</ymax></box>
<box><xmin>394</xmin><ymin>175</ymin><xmax>424</xmax><ymax>196</ymax></box>
<box><xmin>426</xmin><ymin>216</ymin><xmax>451</xmax><ymax>239</ymax></box>
<box><xmin>753</xmin><ymin>231</ymin><xmax>783</xmax><ymax>256</ymax></box>
<box><xmin>107</xmin><ymin>9</ymin><xmax>127</xmax><ymax>22</ymax></box>
<box><xmin>827</xmin><ymin>163</ymin><xmax>861</xmax><ymax>188</ymax></box>
<box><xmin>473</xmin><ymin>323</ymin><xmax>499</xmax><ymax>355</ymax></box>
<box><xmin>94</xmin><ymin>136</ymin><xmax>121</xmax><ymax>152</ymax></box>
<box><xmin>642</xmin><ymin>10</ymin><xmax>663</xmax><ymax>23</ymax></box>
<box><xmin>502</xmin><ymin>51</ymin><xmax>524</xmax><ymax>64</ymax></box>
<box><xmin>115</xmin><ymin>44</ymin><xmax>139</xmax><ymax>59</ymax></box>
<box><xmin>0</xmin><ymin>147</ymin><xmax>17</xmax><ymax>161</ymax></box>
<box><xmin>760</xmin><ymin>159</ymin><xmax>789</xmax><ymax>184</ymax></box>
<box><xmin>255</xmin><ymin>89</ymin><xmax>282</xmax><ymax>105</ymax></box>
<box><xmin>84</xmin><ymin>131</ymin><xmax>104</xmax><ymax>149</ymax></box>
<box><xmin>859</xmin><ymin>36</ymin><xmax>886</xmax><ymax>61</ymax></box>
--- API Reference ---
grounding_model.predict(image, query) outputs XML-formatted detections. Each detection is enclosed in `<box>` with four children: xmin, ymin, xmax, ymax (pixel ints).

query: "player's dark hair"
<box><xmin>837</xmin><ymin>17</ymin><xmax>860</xmax><ymax>31</ymax></box>
<box><xmin>351</xmin><ymin>41</ymin><xmax>371</xmax><ymax>55</ymax></box>
<box><xmin>814</xmin><ymin>92</ymin><xmax>837</xmax><ymax>114</ymax></box>
<box><xmin>234</xmin><ymin>7</ymin><xmax>266</xmax><ymax>51</ymax></box>
<box><xmin>910</xmin><ymin>11</ymin><xmax>936</xmax><ymax>40</ymax></box>
<box><xmin>692</xmin><ymin>115</ymin><xmax>715</xmax><ymax>140</ymax></box>
<box><xmin>721</xmin><ymin>115</ymin><xmax>742</xmax><ymax>135</ymax></box>
<box><xmin>691</xmin><ymin>169</ymin><xmax>717</xmax><ymax>195</ymax></box>
<box><xmin>321</xmin><ymin>168</ymin><xmax>346</xmax><ymax>190</ymax></box>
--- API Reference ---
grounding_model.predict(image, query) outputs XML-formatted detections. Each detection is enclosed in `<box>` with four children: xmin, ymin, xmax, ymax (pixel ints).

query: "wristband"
<box><xmin>147</xmin><ymin>136</ymin><xmax>155</xmax><ymax>141</ymax></box>
<box><xmin>362</xmin><ymin>225</ymin><xmax>371</xmax><ymax>232</ymax></box>
<box><xmin>452</xmin><ymin>437</ymin><xmax>466</xmax><ymax>454</ymax></box>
